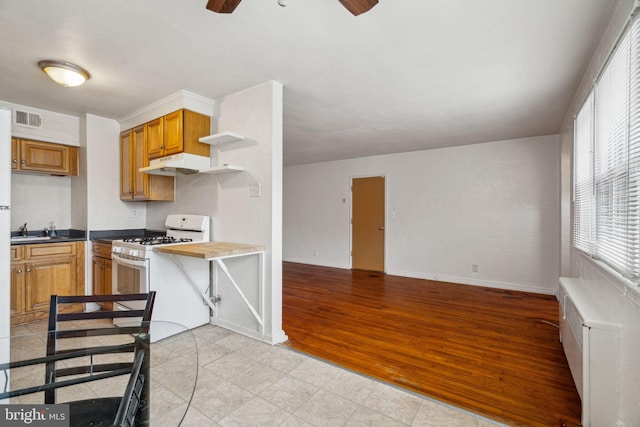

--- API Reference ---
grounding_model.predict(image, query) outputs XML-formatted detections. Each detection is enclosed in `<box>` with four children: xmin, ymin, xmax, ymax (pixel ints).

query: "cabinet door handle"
<box><xmin>17</xmin><ymin>269</ymin><xmax>22</xmax><ymax>274</ymax></box>
<box><xmin>21</xmin><ymin>160</ymin><xmax>26</xmax><ymax>164</ymax></box>
<box><xmin>26</xmin><ymin>268</ymin><xmax>31</xmax><ymax>273</ymax></box>
<box><xmin>12</xmin><ymin>159</ymin><xmax>17</xmax><ymax>163</ymax></box>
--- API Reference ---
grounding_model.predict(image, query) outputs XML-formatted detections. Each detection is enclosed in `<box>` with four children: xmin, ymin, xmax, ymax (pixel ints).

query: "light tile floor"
<box><xmin>10</xmin><ymin>321</ymin><xmax>505</xmax><ymax>426</ymax></box>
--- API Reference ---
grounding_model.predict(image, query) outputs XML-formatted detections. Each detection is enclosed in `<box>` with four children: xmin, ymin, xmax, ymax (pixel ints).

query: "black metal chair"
<box><xmin>67</xmin><ymin>348</ymin><xmax>148</xmax><ymax>427</ymax></box>
<box><xmin>0</xmin><ymin>292</ymin><xmax>155</xmax><ymax>427</ymax></box>
<box><xmin>45</xmin><ymin>293</ymin><xmax>155</xmax><ymax>404</ymax></box>
<box><xmin>45</xmin><ymin>292</ymin><xmax>155</xmax><ymax>426</ymax></box>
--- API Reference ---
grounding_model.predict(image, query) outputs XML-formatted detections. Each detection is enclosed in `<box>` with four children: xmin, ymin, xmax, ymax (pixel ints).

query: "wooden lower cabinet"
<box><xmin>92</xmin><ymin>241</ymin><xmax>113</xmax><ymax>309</ymax></box>
<box><xmin>10</xmin><ymin>263</ymin><xmax>25</xmax><ymax>317</ymax></box>
<box><xmin>25</xmin><ymin>257</ymin><xmax>77</xmax><ymax>313</ymax></box>
<box><xmin>10</xmin><ymin>246</ymin><xmax>23</xmax><ymax>317</ymax></box>
<box><xmin>10</xmin><ymin>241</ymin><xmax>85</xmax><ymax>326</ymax></box>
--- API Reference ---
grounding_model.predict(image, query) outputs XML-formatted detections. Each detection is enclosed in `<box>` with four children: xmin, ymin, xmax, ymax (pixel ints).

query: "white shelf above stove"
<box><xmin>199</xmin><ymin>165</ymin><xmax>245</xmax><ymax>174</ymax></box>
<box><xmin>199</xmin><ymin>131</ymin><xmax>245</xmax><ymax>146</ymax></box>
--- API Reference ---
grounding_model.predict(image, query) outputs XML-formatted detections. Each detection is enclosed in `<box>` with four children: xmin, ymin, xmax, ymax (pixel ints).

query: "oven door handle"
<box><xmin>112</xmin><ymin>253</ymin><xmax>148</xmax><ymax>268</ymax></box>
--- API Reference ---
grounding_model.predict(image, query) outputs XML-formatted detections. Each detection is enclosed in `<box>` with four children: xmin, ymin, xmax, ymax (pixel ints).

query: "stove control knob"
<box><xmin>131</xmin><ymin>250</ymin><xmax>139</xmax><ymax>257</ymax></box>
<box><xmin>112</xmin><ymin>247</ymin><xmax>122</xmax><ymax>253</ymax></box>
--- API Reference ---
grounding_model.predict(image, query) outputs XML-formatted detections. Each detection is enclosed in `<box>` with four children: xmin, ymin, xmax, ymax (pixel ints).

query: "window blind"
<box><xmin>573</xmin><ymin>17</ymin><xmax>640</xmax><ymax>283</ymax></box>
<box><xmin>573</xmin><ymin>92</ymin><xmax>595</xmax><ymax>255</ymax></box>
<box><xmin>627</xmin><ymin>21</ymin><xmax>640</xmax><ymax>281</ymax></box>
<box><xmin>594</xmin><ymin>33</ymin><xmax>630</xmax><ymax>275</ymax></box>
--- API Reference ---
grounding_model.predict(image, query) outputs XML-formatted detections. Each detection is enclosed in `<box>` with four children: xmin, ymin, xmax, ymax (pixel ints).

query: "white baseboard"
<box><xmin>212</xmin><ymin>318</ymin><xmax>287</xmax><ymax>345</ymax></box>
<box><xmin>387</xmin><ymin>269</ymin><xmax>556</xmax><ymax>295</ymax></box>
<box><xmin>283</xmin><ymin>257</ymin><xmax>350</xmax><ymax>270</ymax></box>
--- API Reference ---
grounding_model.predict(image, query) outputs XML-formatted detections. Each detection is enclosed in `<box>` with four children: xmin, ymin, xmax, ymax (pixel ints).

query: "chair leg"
<box><xmin>134</xmin><ymin>335</ymin><xmax>150</xmax><ymax>426</ymax></box>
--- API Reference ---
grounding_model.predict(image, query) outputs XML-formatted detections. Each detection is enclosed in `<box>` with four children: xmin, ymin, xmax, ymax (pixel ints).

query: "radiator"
<box><xmin>558</xmin><ymin>278</ymin><xmax>621</xmax><ymax>427</ymax></box>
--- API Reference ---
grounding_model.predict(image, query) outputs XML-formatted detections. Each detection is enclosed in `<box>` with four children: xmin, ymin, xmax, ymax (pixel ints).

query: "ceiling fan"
<box><xmin>206</xmin><ymin>0</ymin><xmax>378</xmax><ymax>16</ymax></box>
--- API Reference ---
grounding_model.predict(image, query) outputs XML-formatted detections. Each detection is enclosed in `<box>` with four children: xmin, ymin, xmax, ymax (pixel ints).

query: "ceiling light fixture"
<box><xmin>277</xmin><ymin>0</ymin><xmax>287</xmax><ymax>7</ymax></box>
<box><xmin>37</xmin><ymin>60</ymin><xmax>90</xmax><ymax>87</ymax></box>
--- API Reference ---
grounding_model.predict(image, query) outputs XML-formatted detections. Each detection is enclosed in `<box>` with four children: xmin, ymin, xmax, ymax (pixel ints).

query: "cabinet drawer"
<box><xmin>10</xmin><ymin>245</ymin><xmax>24</xmax><ymax>261</ymax></box>
<box><xmin>92</xmin><ymin>242</ymin><xmax>112</xmax><ymax>259</ymax></box>
<box><xmin>25</xmin><ymin>242</ymin><xmax>77</xmax><ymax>259</ymax></box>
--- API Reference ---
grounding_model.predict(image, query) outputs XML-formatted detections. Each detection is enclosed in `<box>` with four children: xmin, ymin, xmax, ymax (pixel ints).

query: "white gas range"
<box><xmin>111</xmin><ymin>214</ymin><xmax>212</xmax><ymax>332</ymax></box>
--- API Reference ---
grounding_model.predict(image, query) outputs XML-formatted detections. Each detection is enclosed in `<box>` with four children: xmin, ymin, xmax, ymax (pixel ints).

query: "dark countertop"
<box><xmin>10</xmin><ymin>229</ymin><xmax>166</xmax><ymax>245</ymax></box>
<box><xmin>10</xmin><ymin>229</ymin><xmax>86</xmax><ymax>245</ymax></box>
<box><xmin>90</xmin><ymin>229</ymin><xmax>165</xmax><ymax>244</ymax></box>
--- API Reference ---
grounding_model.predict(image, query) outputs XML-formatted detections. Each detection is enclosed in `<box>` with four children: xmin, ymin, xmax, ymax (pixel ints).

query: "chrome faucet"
<box><xmin>19</xmin><ymin>223</ymin><xmax>27</xmax><ymax>236</ymax></box>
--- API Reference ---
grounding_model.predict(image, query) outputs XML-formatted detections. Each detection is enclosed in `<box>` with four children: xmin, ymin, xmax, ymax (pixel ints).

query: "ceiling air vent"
<box><xmin>14</xmin><ymin>110</ymin><xmax>43</xmax><ymax>129</ymax></box>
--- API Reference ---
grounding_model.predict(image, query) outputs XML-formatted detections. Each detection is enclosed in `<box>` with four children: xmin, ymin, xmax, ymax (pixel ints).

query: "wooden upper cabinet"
<box><xmin>163</xmin><ymin>110</ymin><xmax>184</xmax><ymax>155</ymax></box>
<box><xmin>120</xmin><ymin>125</ymin><xmax>174</xmax><ymax>202</ymax></box>
<box><xmin>145</xmin><ymin>117</ymin><xmax>164</xmax><ymax>160</ymax></box>
<box><xmin>132</xmin><ymin>125</ymin><xmax>149</xmax><ymax>200</ymax></box>
<box><xmin>12</xmin><ymin>138</ymin><xmax>78</xmax><ymax>176</ymax></box>
<box><xmin>11</xmin><ymin>137</ymin><xmax>18</xmax><ymax>170</ymax></box>
<box><xmin>120</xmin><ymin>129</ymin><xmax>133</xmax><ymax>199</ymax></box>
<box><xmin>147</xmin><ymin>109</ymin><xmax>210</xmax><ymax>160</ymax></box>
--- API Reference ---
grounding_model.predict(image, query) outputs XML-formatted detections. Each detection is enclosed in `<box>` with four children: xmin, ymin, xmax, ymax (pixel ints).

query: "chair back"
<box><xmin>47</xmin><ymin>292</ymin><xmax>156</xmax><ymax>330</ymax></box>
<box><xmin>44</xmin><ymin>292</ymin><xmax>155</xmax><ymax>405</ymax></box>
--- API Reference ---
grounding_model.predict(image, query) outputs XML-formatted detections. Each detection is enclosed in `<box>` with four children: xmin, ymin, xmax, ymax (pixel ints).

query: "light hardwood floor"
<box><xmin>282</xmin><ymin>262</ymin><xmax>581</xmax><ymax>427</ymax></box>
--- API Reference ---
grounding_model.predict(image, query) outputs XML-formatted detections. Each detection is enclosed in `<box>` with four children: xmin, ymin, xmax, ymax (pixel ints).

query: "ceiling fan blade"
<box><xmin>206</xmin><ymin>0</ymin><xmax>242</xmax><ymax>14</ymax></box>
<box><xmin>338</xmin><ymin>0</ymin><xmax>378</xmax><ymax>16</ymax></box>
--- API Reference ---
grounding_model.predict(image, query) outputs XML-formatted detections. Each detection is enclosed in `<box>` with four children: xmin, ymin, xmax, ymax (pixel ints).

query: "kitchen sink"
<box><xmin>10</xmin><ymin>236</ymin><xmax>52</xmax><ymax>242</ymax></box>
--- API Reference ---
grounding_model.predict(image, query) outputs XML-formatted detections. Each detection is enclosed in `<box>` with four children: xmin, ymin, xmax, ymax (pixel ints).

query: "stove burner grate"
<box><xmin>122</xmin><ymin>236</ymin><xmax>193</xmax><ymax>246</ymax></box>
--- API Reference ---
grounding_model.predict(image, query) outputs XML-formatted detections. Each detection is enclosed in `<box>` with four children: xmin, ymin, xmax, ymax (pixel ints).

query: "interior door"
<box><xmin>352</xmin><ymin>176</ymin><xmax>385</xmax><ymax>271</ymax></box>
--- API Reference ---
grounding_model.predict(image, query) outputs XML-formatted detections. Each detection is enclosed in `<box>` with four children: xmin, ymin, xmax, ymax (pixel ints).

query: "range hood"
<box><xmin>139</xmin><ymin>153</ymin><xmax>211</xmax><ymax>176</ymax></box>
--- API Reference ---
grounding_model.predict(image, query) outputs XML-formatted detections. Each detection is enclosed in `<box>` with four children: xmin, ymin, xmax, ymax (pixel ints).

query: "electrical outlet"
<box><xmin>472</xmin><ymin>264</ymin><xmax>478</xmax><ymax>273</ymax></box>
<box><xmin>132</xmin><ymin>209</ymin><xmax>138</xmax><ymax>217</ymax></box>
<box><xmin>250</xmin><ymin>184</ymin><xmax>260</xmax><ymax>197</ymax></box>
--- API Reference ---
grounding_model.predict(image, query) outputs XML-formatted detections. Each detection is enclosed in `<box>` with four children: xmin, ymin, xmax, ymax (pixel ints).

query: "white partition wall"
<box><xmin>147</xmin><ymin>81</ymin><xmax>286</xmax><ymax>344</ymax></box>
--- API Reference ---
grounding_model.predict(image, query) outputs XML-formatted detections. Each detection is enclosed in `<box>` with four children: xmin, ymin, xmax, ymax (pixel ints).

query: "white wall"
<box><xmin>6</xmin><ymin>101</ymin><xmax>80</xmax><ymax>233</ymax></box>
<box><xmin>284</xmin><ymin>134</ymin><xmax>560</xmax><ymax>294</ymax></box>
<box><xmin>1</xmin><ymin>107</ymin><xmax>11</xmax><ymax>344</ymax></box>
<box><xmin>147</xmin><ymin>81</ymin><xmax>286</xmax><ymax>344</ymax></box>
<box><xmin>10</xmin><ymin>110</ymin><xmax>147</xmax><ymax>235</ymax></box>
<box><xmin>7</xmin><ymin>102</ymin><xmax>79</xmax><ymax>146</ymax></box>
<box><xmin>83</xmin><ymin>114</ymin><xmax>146</xmax><ymax>231</ymax></box>
<box><xmin>11</xmin><ymin>174</ymin><xmax>72</xmax><ymax>232</ymax></box>
<box><xmin>559</xmin><ymin>1</ymin><xmax>640</xmax><ymax>425</ymax></box>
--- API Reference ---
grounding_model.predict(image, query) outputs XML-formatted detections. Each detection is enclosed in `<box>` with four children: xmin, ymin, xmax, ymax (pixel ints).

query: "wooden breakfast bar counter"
<box><xmin>154</xmin><ymin>242</ymin><xmax>266</xmax><ymax>337</ymax></box>
<box><xmin>154</xmin><ymin>241</ymin><xmax>265</xmax><ymax>259</ymax></box>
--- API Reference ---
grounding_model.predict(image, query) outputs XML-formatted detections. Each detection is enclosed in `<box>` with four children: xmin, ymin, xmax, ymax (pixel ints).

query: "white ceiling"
<box><xmin>0</xmin><ymin>0</ymin><xmax>614</xmax><ymax>166</ymax></box>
